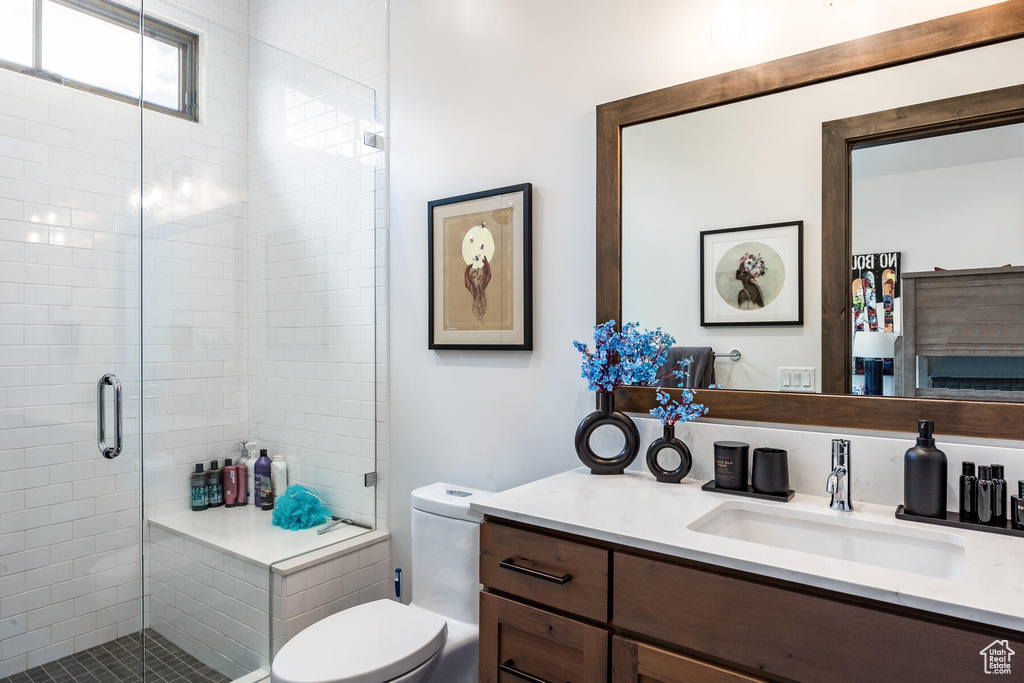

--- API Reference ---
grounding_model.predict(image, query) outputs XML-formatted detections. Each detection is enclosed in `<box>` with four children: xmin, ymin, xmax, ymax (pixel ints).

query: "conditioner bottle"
<box><xmin>207</xmin><ymin>461</ymin><xmax>223</xmax><ymax>508</ymax></box>
<box><xmin>959</xmin><ymin>462</ymin><xmax>977</xmax><ymax>523</ymax></box>
<box><xmin>991</xmin><ymin>464</ymin><xmax>1008</xmax><ymax>526</ymax></box>
<box><xmin>191</xmin><ymin>464</ymin><xmax>208</xmax><ymax>511</ymax></box>
<box><xmin>254</xmin><ymin>449</ymin><xmax>272</xmax><ymax>510</ymax></box>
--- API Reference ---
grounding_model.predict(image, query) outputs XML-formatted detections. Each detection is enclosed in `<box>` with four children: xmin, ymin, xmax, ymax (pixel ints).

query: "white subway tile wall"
<box><xmin>248</xmin><ymin>0</ymin><xmax>387</xmax><ymax>97</ymax></box>
<box><xmin>141</xmin><ymin>5</ymin><xmax>252</xmax><ymax>523</ymax></box>
<box><xmin>148</xmin><ymin>526</ymin><xmax>270</xmax><ymax>680</ymax></box>
<box><xmin>0</xmin><ymin>0</ymin><xmax>386</xmax><ymax>677</ymax></box>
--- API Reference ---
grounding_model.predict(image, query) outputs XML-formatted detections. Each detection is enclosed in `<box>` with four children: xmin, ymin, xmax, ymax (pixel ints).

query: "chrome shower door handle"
<box><xmin>97</xmin><ymin>373</ymin><xmax>123</xmax><ymax>459</ymax></box>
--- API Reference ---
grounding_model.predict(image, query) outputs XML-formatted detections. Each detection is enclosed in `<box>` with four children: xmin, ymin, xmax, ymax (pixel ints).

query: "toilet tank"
<box><xmin>410</xmin><ymin>483</ymin><xmax>493</xmax><ymax>626</ymax></box>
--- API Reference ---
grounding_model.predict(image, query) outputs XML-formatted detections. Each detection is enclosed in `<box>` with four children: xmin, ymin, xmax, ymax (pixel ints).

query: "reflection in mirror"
<box><xmin>851</xmin><ymin>122</ymin><xmax>1024</xmax><ymax>399</ymax></box>
<box><xmin>621</xmin><ymin>37</ymin><xmax>1024</xmax><ymax>396</ymax></box>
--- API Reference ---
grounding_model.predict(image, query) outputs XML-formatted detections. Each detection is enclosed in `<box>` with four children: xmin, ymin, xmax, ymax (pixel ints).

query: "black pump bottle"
<box><xmin>904</xmin><ymin>420</ymin><xmax>947</xmax><ymax>519</ymax></box>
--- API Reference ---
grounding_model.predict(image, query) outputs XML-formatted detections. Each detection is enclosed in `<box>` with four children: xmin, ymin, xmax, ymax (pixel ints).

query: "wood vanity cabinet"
<box><xmin>479</xmin><ymin>518</ymin><xmax>1024</xmax><ymax>683</ymax></box>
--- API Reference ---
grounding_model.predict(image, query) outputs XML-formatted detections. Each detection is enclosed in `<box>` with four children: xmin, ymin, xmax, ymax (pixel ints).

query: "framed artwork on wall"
<box><xmin>428</xmin><ymin>183</ymin><xmax>533</xmax><ymax>350</ymax></box>
<box><xmin>700</xmin><ymin>221</ymin><xmax>804</xmax><ymax>327</ymax></box>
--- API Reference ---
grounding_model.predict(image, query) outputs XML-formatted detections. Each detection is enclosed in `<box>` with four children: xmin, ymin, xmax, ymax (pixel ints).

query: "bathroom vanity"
<box><xmin>473</xmin><ymin>469</ymin><xmax>1024</xmax><ymax>683</ymax></box>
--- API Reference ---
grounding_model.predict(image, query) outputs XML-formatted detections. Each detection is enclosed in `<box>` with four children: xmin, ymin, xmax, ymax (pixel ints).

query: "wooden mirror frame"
<box><xmin>597</xmin><ymin>0</ymin><xmax>1024</xmax><ymax>439</ymax></box>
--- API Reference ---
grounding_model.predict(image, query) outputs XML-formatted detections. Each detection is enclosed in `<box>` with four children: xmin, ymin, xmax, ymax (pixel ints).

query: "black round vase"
<box><xmin>645</xmin><ymin>424</ymin><xmax>693</xmax><ymax>484</ymax></box>
<box><xmin>575</xmin><ymin>393</ymin><xmax>640</xmax><ymax>474</ymax></box>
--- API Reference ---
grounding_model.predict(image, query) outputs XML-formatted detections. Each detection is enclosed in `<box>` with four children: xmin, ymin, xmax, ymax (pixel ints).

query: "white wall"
<box><xmin>387</xmin><ymin>0</ymin><xmax>1017</xmax><ymax>595</ymax></box>
<box><xmin>853</xmin><ymin>157</ymin><xmax>1024</xmax><ymax>273</ymax></box>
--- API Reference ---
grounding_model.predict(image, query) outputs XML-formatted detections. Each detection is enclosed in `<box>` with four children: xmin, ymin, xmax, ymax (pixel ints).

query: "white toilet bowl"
<box><xmin>271</xmin><ymin>600</ymin><xmax>447</xmax><ymax>683</ymax></box>
<box><xmin>270</xmin><ymin>483</ymin><xmax>492</xmax><ymax>683</ymax></box>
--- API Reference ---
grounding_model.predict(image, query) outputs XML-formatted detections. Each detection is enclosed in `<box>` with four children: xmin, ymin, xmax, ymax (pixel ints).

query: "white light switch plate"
<box><xmin>779</xmin><ymin>367</ymin><xmax>816</xmax><ymax>392</ymax></box>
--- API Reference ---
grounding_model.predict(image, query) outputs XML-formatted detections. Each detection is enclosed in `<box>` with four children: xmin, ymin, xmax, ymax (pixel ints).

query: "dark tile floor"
<box><xmin>0</xmin><ymin>630</ymin><xmax>231</xmax><ymax>683</ymax></box>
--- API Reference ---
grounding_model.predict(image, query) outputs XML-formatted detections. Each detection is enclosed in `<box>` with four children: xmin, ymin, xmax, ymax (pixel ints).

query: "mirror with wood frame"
<box><xmin>597</xmin><ymin>0</ymin><xmax>1024</xmax><ymax>439</ymax></box>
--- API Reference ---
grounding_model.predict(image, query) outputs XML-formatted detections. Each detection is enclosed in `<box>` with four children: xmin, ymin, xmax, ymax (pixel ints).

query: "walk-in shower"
<box><xmin>0</xmin><ymin>1</ymin><xmax>382</xmax><ymax>680</ymax></box>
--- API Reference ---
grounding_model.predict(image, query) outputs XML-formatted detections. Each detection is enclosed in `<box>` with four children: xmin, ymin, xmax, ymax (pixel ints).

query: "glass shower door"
<box><xmin>0</xmin><ymin>32</ymin><xmax>145</xmax><ymax>683</ymax></box>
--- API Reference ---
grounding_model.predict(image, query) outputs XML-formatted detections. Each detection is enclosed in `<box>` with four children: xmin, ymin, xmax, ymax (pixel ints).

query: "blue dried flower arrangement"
<box><xmin>573</xmin><ymin>320</ymin><xmax>708</xmax><ymax>475</ymax></box>
<box><xmin>650</xmin><ymin>359</ymin><xmax>708</xmax><ymax>427</ymax></box>
<box><xmin>572</xmin><ymin>320</ymin><xmax>675</xmax><ymax>393</ymax></box>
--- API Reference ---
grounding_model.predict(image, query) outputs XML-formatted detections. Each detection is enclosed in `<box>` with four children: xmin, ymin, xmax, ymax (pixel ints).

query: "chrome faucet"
<box><xmin>826</xmin><ymin>439</ymin><xmax>853</xmax><ymax>511</ymax></box>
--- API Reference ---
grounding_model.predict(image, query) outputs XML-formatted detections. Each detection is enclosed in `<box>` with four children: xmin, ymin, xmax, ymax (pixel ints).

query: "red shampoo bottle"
<box><xmin>223</xmin><ymin>458</ymin><xmax>238</xmax><ymax>507</ymax></box>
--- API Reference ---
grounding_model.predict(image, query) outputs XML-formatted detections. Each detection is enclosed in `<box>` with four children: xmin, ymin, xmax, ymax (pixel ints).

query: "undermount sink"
<box><xmin>688</xmin><ymin>502</ymin><xmax>967</xmax><ymax>580</ymax></box>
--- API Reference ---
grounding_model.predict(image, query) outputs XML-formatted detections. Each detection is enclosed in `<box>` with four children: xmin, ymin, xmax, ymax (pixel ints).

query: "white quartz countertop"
<box><xmin>471</xmin><ymin>468</ymin><xmax>1024</xmax><ymax>633</ymax></box>
<box><xmin>149</xmin><ymin>504</ymin><xmax>373</xmax><ymax>569</ymax></box>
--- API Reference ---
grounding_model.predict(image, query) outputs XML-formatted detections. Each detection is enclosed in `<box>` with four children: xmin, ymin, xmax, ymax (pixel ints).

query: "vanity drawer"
<box><xmin>480</xmin><ymin>591</ymin><xmax>609</xmax><ymax>683</ymax></box>
<box><xmin>480</xmin><ymin>521</ymin><xmax>609</xmax><ymax>622</ymax></box>
<box><xmin>612</xmin><ymin>636</ymin><xmax>767</xmax><ymax>683</ymax></box>
<box><xmin>613</xmin><ymin>552</ymin><xmax>1024</xmax><ymax>683</ymax></box>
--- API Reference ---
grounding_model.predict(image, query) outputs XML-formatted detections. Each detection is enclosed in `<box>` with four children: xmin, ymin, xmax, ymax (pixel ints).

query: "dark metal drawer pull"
<box><xmin>500</xmin><ymin>659</ymin><xmax>566</xmax><ymax>683</ymax></box>
<box><xmin>499</xmin><ymin>558</ymin><xmax>572</xmax><ymax>584</ymax></box>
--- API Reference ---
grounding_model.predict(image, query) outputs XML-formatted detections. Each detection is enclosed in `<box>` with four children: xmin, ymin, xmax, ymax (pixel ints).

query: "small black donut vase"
<box><xmin>575</xmin><ymin>393</ymin><xmax>640</xmax><ymax>475</ymax></box>
<box><xmin>645</xmin><ymin>424</ymin><xmax>693</xmax><ymax>484</ymax></box>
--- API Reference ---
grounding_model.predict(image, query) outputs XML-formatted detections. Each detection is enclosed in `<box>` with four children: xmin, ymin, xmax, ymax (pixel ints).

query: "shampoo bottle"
<box><xmin>247</xmin><ymin>442</ymin><xmax>259</xmax><ymax>506</ymax></box>
<box><xmin>223</xmin><ymin>458</ymin><xmax>238</xmax><ymax>508</ymax></box>
<box><xmin>236</xmin><ymin>441</ymin><xmax>251</xmax><ymax>506</ymax></box>
<box><xmin>903</xmin><ymin>420</ymin><xmax>947</xmax><ymax>519</ymax></box>
<box><xmin>991</xmin><ymin>464</ymin><xmax>1008</xmax><ymax>526</ymax></box>
<box><xmin>977</xmin><ymin>466</ymin><xmax>995</xmax><ymax>525</ymax></box>
<box><xmin>207</xmin><ymin>461</ymin><xmax>223</xmax><ymax>508</ymax></box>
<box><xmin>235</xmin><ymin>443</ymin><xmax>249</xmax><ymax>506</ymax></box>
<box><xmin>254</xmin><ymin>449</ymin><xmax>272</xmax><ymax>510</ymax></box>
<box><xmin>959</xmin><ymin>462</ymin><xmax>977</xmax><ymax>523</ymax></box>
<box><xmin>271</xmin><ymin>455</ymin><xmax>287</xmax><ymax>500</ymax></box>
<box><xmin>191</xmin><ymin>464</ymin><xmax>208</xmax><ymax>511</ymax></box>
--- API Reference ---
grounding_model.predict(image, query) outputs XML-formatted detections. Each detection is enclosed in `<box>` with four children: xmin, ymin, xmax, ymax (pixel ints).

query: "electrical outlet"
<box><xmin>779</xmin><ymin>367</ymin><xmax>816</xmax><ymax>392</ymax></box>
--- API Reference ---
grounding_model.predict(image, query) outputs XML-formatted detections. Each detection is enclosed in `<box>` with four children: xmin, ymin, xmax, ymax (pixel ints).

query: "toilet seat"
<box><xmin>271</xmin><ymin>600</ymin><xmax>448</xmax><ymax>683</ymax></box>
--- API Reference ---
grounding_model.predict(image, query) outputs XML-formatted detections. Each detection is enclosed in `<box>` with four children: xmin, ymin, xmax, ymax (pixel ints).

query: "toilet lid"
<box><xmin>272</xmin><ymin>600</ymin><xmax>448</xmax><ymax>683</ymax></box>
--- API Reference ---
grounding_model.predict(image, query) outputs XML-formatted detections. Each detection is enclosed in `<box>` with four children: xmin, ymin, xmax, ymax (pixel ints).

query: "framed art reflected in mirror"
<box><xmin>700</xmin><ymin>221</ymin><xmax>803</xmax><ymax>327</ymax></box>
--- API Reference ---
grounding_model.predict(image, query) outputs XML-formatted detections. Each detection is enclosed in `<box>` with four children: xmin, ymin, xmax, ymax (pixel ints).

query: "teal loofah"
<box><xmin>272</xmin><ymin>485</ymin><xmax>332</xmax><ymax>530</ymax></box>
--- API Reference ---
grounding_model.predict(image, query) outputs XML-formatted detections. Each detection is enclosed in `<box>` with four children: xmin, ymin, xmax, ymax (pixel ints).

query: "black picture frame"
<box><xmin>427</xmin><ymin>183</ymin><xmax>533</xmax><ymax>350</ymax></box>
<box><xmin>699</xmin><ymin>220</ymin><xmax>804</xmax><ymax>327</ymax></box>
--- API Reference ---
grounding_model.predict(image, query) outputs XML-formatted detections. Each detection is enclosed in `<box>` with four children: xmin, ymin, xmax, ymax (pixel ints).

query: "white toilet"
<box><xmin>271</xmin><ymin>482</ymin><xmax>493</xmax><ymax>683</ymax></box>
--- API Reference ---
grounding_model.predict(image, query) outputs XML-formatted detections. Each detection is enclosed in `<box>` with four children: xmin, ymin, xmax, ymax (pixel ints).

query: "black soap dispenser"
<box><xmin>903</xmin><ymin>420</ymin><xmax>947</xmax><ymax>519</ymax></box>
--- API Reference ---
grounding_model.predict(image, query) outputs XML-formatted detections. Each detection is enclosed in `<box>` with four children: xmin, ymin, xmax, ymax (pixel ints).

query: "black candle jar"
<box><xmin>714</xmin><ymin>441</ymin><xmax>749</xmax><ymax>490</ymax></box>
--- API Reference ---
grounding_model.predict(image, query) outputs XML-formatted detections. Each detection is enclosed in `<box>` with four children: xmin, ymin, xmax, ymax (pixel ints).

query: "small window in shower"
<box><xmin>0</xmin><ymin>0</ymin><xmax>199</xmax><ymax>121</ymax></box>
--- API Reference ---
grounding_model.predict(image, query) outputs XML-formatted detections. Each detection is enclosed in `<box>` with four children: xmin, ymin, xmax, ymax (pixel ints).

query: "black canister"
<box><xmin>976</xmin><ymin>465</ymin><xmax>995</xmax><ymax>525</ymax></box>
<box><xmin>959</xmin><ymin>462</ymin><xmax>977</xmax><ymax>523</ymax></box>
<box><xmin>1012</xmin><ymin>481</ymin><xmax>1024</xmax><ymax>531</ymax></box>
<box><xmin>751</xmin><ymin>448</ymin><xmax>789</xmax><ymax>495</ymax></box>
<box><xmin>991</xmin><ymin>464</ymin><xmax>1008</xmax><ymax>526</ymax></box>
<box><xmin>714</xmin><ymin>441</ymin><xmax>749</xmax><ymax>490</ymax></box>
